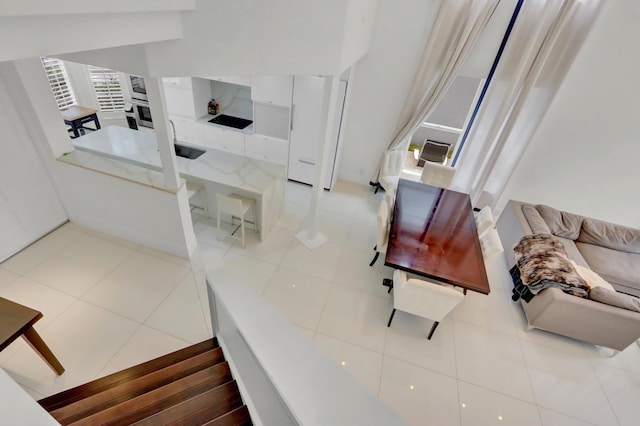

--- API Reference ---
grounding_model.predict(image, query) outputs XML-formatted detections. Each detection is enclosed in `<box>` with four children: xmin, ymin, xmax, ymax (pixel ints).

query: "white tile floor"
<box><xmin>1</xmin><ymin>180</ymin><xmax>639</xmax><ymax>426</ymax></box>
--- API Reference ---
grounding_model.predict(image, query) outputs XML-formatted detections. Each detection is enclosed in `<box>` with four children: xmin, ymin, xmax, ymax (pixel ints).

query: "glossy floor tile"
<box><xmin>2</xmin><ymin>179</ymin><xmax>639</xmax><ymax>426</ymax></box>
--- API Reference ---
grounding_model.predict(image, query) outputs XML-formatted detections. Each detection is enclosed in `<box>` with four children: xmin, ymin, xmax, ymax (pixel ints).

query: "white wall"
<box><xmin>336</xmin><ymin>0</ymin><xmax>441</xmax><ymax>183</ymax></box>
<box><xmin>0</xmin><ymin>13</ymin><xmax>183</xmax><ymax>63</ymax></box>
<box><xmin>56</xmin><ymin>163</ymin><xmax>196</xmax><ymax>258</ymax></box>
<box><xmin>500</xmin><ymin>0</ymin><xmax>640</xmax><ymax>228</ymax></box>
<box><xmin>0</xmin><ymin>64</ymin><xmax>68</xmax><ymax>261</ymax></box>
<box><xmin>143</xmin><ymin>0</ymin><xmax>374</xmax><ymax>77</ymax></box>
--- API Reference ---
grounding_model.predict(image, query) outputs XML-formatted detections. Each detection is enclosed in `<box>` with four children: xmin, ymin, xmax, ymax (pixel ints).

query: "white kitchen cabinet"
<box><xmin>288</xmin><ymin>76</ymin><xmax>347</xmax><ymax>189</ymax></box>
<box><xmin>253</xmin><ymin>103</ymin><xmax>290</xmax><ymax>140</ymax></box>
<box><xmin>162</xmin><ymin>77</ymin><xmax>192</xmax><ymax>90</ymax></box>
<box><xmin>245</xmin><ymin>134</ymin><xmax>289</xmax><ymax>165</ymax></box>
<box><xmin>204</xmin><ymin>125</ymin><xmax>245</xmax><ymax>156</ymax></box>
<box><xmin>251</xmin><ymin>76</ymin><xmax>293</xmax><ymax>106</ymax></box>
<box><xmin>163</xmin><ymin>85</ymin><xmax>197</xmax><ymax>119</ymax></box>
<box><xmin>171</xmin><ymin>117</ymin><xmax>205</xmax><ymax>146</ymax></box>
<box><xmin>162</xmin><ymin>77</ymin><xmax>206</xmax><ymax>119</ymax></box>
<box><xmin>207</xmin><ymin>76</ymin><xmax>251</xmax><ymax>87</ymax></box>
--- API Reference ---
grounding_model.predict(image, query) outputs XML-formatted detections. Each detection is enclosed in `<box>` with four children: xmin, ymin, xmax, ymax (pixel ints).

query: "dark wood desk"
<box><xmin>0</xmin><ymin>297</ymin><xmax>65</xmax><ymax>375</ymax></box>
<box><xmin>61</xmin><ymin>105</ymin><xmax>101</xmax><ymax>139</ymax></box>
<box><xmin>384</xmin><ymin>179</ymin><xmax>490</xmax><ymax>294</ymax></box>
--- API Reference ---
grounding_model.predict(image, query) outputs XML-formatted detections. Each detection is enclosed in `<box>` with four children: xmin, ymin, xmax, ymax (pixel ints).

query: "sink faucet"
<box><xmin>169</xmin><ymin>119</ymin><xmax>177</xmax><ymax>143</ymax></box>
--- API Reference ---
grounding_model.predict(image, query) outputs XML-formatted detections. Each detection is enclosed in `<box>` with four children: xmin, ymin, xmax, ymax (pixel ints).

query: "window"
<box><xmin>40</xmin><ymin>57</ymin><xmax>76</xmax><ymax>109</ymax></box>
<box><xmin>88</xmin><ymin>65</ymin><xmax>125</xmax><ymax>112</ymax></box>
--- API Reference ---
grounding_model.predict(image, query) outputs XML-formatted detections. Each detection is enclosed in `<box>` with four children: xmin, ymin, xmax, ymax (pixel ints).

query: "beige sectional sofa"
<box><xmin>497</xmin><ymin>200</ymin><xmax>640</xmax><ymax>351</ymax></box>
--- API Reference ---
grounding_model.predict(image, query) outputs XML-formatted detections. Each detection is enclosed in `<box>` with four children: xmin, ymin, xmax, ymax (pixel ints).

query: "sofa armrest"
<box><xmin>521</xmin><ymin>288</ymin><xmax>640</xmax><ymax>351</ymax></box>
<box><xmin>496</xmin><ymin>200</ymin><xmax>534</xmax><ymax>268</ymax></box>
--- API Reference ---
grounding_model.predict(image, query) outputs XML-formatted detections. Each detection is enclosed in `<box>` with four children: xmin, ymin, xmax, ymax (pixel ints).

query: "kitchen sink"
<box><xmin>174</xmin><ymin>143</ymin><xmax>205</xmax><ymax>159</ymax></box>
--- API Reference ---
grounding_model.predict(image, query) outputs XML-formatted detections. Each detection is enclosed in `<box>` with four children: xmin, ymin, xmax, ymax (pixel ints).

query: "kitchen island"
<box><xmin>60</xmin><ymin>125</ymin><xmax>285</xmax><ymax>241</ymax></box>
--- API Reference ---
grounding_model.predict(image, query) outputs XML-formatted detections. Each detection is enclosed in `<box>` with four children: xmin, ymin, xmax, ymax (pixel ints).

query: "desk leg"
<box><xmin>93</xmin><ymin>114</ymin><xmax>101</xmax><ymax>130</ymax></box>
<box><xmin>22</xmin><ymin>327</ymin><xmax>65</xmax><ymax>375</ymax></box>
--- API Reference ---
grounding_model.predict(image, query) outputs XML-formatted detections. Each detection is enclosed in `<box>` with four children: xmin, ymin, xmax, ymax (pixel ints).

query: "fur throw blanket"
<box><xmin>513</xmin><ymin>234</ymin><xmax>590</xmax><ymax>297</ymax></box>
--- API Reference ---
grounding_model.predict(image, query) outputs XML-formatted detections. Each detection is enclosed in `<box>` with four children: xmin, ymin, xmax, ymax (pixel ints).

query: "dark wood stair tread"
<box><xmin>64</xmin><ymin>362</ymin><xmax>233</xmax><ymax>425</ymax></box>
<box><xmin>51</xmin><ymin>350</ymin><xmax>227</xmax><ymax>424</ymax></box>
<box><xmin>39</xmin><ymin>338</ymin><xmax>219</xmax><ymax>412</ymax></box>
<box><xmin>133</xmin><ymin>380</ymin><xmax>243</xmax><ymax>425</ymax></box>
<box><xmin>203</xmin><ymin>406</ymin><xmax>253</xmax><ymax>426</ymax></box>
<box><xmin>39</xmin><ymin>338</ymin><xmax>252</xmax><ymax>425</ymax></box>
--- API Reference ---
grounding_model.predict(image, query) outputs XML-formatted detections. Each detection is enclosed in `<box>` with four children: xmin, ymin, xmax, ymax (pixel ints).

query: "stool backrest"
<box><xmin>216</xmin><ymin>193</ymin><xmax>243</xmax><ymax>216</ymax></box>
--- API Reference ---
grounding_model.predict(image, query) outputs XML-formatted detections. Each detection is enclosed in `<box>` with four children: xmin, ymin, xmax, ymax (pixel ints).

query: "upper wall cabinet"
<box><xmin>207</xmin><ymin>76</ymin><xmax>251</xmax><ymax>87</ymax></box>
<box><xmin>163</xmin><ymin>79</ymin><xmax>197</xmax><ymax>119</ymax></box>
<box><xmin>251</xmin><ymin>76</ymin><xmax>293</xmax><ymax>107</ymax></box>
<box><xmin>162</xmin><ymin>77</ymin><xmax>192</xmax><ymax>90</ymax></box>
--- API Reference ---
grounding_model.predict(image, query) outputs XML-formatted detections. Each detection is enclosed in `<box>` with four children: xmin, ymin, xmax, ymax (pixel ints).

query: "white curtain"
<box><xmin>452</xmin><ymin>0</ymin><xmax>611</xmax><ymax>208</ymax></box>
<box><xmin>375</xmin><ymin>0</ymin><xmax>499</xmax><ymax>181</ymax></box>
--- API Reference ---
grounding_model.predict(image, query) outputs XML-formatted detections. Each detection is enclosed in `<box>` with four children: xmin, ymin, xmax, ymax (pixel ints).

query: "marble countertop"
<box><xmin>68</xmin><ymin>126</ymin><xmax>284</xmax><ymax>194</ymax></box>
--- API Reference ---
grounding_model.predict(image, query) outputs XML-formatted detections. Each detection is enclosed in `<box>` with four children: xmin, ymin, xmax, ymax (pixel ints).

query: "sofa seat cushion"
<box><xmin>536</xmin><ymin>204</ymin><xmax>584</xmax><ymax>240</ymax></box>
<box><xmin>577</xmin><ymin>218</ymin><xmax>640</xmax><ymax>253</ymax></box>
<box><xmin>576</xmin><ymin>242</ymin><xmax>640</xmax><ymax>297</ymax></box>
<box><xmin>589</xmin><ymin>287</ymin><xmax>640</xmax><ymax>313</ymax></box>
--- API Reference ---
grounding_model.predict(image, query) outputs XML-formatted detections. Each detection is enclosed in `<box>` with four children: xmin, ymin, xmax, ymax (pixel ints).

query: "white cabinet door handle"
<box><xmin>299</xmin><ymin>158</ymin><xmax>315</xmax><ymax>166</ymax></box>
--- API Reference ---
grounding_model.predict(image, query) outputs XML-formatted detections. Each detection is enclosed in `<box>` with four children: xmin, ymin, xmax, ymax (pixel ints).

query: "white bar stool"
<box><xmin>186</xmin><ymin>181</ymin><xmax>209</xmax><ymax>218</ymax></box>
<box><xmin>216</xmin><ymin>193</ymin><xmax>258</xmax><ymax>248</ymax></box>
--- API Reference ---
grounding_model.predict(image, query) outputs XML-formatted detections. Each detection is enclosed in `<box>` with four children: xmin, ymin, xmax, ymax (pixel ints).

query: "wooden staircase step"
<box><xmin>133</xmin><ymin>380</ymin><xmax>243</xmax><ymax>425</ymax></box>
<box><xmin>51</xmin><ymin>347</ymin><xmax>225</xmax><ymax>424</ymax></box>
<box><xmin>68</xmin><ymin>362</ymin><xmax>233</xmax><ymax>426</ymax></box>
<box><xmin>39</xmin><ymin>338</ymin><xmax>219</xmax><ymax>412</ymax></box>
<box><xmin>203</xmin><ymin>405</ymin><xmax>253</xmax><ymax>426</ymax></box>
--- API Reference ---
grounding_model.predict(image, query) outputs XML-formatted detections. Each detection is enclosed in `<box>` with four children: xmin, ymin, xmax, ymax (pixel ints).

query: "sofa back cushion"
<box><xmin>522</xmin><ymin>205</ymin><xmax>552</xmax><ymax>234</ymax></box>
<box><xmin>577</xmin><ymin>218</ymin><xmax>640</xmax><ymax>253</ymax></box>
<box><xmin>535</xmin><ymin>205</ymin><xmax>583</xmax><ymax>240</ymax></box>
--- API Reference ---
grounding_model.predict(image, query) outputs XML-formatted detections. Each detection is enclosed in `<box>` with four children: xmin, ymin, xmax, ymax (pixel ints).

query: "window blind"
<box><xmin>88</xmin><ymin>65</ymin><xmax>125</xmax><ymax>112</ymax></box>
<box><xmin>40</xmin><ymin>57</ymin><xmax>76</xmax><ymax>109</ymax></box>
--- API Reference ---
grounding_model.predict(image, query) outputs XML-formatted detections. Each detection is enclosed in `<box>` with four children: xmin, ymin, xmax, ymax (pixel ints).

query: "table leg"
<box><xmin>22</xmin><ymin>327</ymin><xmax>65</xmax><ymax>375</ymax></box>
<box><xmin>71</xmin><ymin>123</ymin><xmax>80</xmax><ymax>138</ymax></box>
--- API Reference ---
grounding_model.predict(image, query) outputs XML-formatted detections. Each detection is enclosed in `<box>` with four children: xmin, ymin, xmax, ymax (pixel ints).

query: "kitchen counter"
<box><xmin>61</xmin><ymin>125</ymin><xmax>285</xmax><ymax>240</ymax></box>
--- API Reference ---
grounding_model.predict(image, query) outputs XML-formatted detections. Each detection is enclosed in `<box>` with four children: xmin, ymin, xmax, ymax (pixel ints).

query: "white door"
<box><xmin>0</xmin><ymin>76</ymin><xmax>67</xmax><ymax>262</ymax></box>
<box><xmin>288</xmin><ymin>76</ymin><xmax>347</xmax><ymax>189</ymax></box>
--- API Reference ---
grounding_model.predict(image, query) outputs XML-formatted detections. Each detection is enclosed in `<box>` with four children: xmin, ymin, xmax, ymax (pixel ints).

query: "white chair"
<box><xmin>377</xmin><ymin>150</ymin><xmax>405</xmax><ymax>194</ymax></box>
<box><xmin>387</xmin><ymin>269</ymin><xmax>464</xmax><ymax>340</ymax></box>
<box><xmin>385</xmin><ymin>185</ymin><xmax>396</xmax><ymax>217</ymax></box>
<box><xmin>479</xmin><ymin>228</ymin><xmax>504</xmax><ymax>260</ymax></box>
<box><xmin>186</xmin><ymin>181</ymin><xmax>209</xmax><ymax>218</ymax></box>
<box><xmin>420</xmin><ymin>162</ymin><xmax>456</xmax><ymax>189</ymax></box>
<box><xmin>369</xmin><ymin>200</ymin><xmax>390</xmax><ymax>266</ymax></box>
<box><xmin>216</xmin><ymin>193</ymin><xmax>257</xmax><ymax>248</ymax></box>
<box><xmin>474</xmin><ymin>205</ymin><xmax>495</xmax><ymax>238</ymax></box>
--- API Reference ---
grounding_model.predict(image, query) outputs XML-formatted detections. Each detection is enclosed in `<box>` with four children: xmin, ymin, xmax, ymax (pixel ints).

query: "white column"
<box><xmin>295</xmin><ymin>75</ymin><xmax>339</xmax><ymax>250</ymax></box>
<box><xmin>145</xmin><ymin>77</ymin><xmax>181</xmax><ymax>190</ymax></box>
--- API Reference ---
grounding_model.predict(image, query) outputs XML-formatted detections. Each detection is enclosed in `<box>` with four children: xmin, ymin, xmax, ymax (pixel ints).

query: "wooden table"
<box><xmin>384</xmin><ymin>179</ymin><xmax>490</xmax><ymax>294</ymax></box>
<box><xmin>0</xmin><ymin>297</ymin><xmax>65</xmax><ymax>375</ymax></box>
<box><xmin>61</xmin><ymin>105</ymin><xmax>101</xmax><ymax>139</ymax></box>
